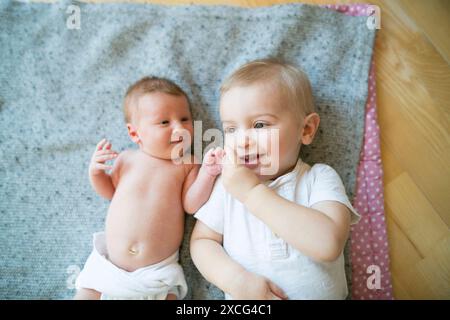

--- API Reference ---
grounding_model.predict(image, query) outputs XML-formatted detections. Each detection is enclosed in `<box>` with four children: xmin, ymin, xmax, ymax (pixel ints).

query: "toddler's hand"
<box><xmin>222</xmin><ymin>146</ymin><xmax>260</xmax><ymax>204</ymax></box>
<box><xmin>202</xmin><ymin>147</ymin><xmax>224</xmax><ymax>177</ymax></box>
<box><xmin>89</xmin><ymin>138</ymin><xmax>118</xmax><ymax>176</ymax></box>
<box><xmin>230</xmin><ymin>271</ymin><xmax>288</xmax><ymax>300</ymax></box>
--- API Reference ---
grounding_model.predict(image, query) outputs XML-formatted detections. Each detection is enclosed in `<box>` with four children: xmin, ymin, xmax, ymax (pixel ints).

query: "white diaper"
<box><xmin>75</xmin><ymin>232</ymin><xmax>188</xmax><ymax>300</ymax></box>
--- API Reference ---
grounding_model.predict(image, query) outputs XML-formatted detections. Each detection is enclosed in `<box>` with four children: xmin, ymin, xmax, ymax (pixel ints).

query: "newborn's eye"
<box><xmin>160</xmin><ymin>120</ymin><xmax>169</xmax><ymax>125</ymax></box>
<box><xmin>181</xmin><ymin>117</ymin><xmax>190</xmax><ymax>122</ymax></box>
<box><xmin>254</xmin><ymin>122</ymin><xmax>267</xmax><ymax>129</ymax></box>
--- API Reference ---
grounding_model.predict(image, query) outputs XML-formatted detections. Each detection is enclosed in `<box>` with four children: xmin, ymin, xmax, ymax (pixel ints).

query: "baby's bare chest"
<box><xmin>117</xmin><ymin>159</ymin><xmax>187</xmax><ymax>197</ymax></box>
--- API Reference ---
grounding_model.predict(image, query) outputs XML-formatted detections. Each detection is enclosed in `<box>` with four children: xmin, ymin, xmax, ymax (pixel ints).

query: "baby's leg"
<box><xmin>73</xmin><ymin>288</ymin><xmax>101</xmax><ymax>300</ymax></box>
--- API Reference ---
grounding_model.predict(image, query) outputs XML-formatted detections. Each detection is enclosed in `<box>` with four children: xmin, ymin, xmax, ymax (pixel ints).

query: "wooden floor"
<box><xmin>38</xmin><ymin>0</ymin><xmax>450</xmax><ymax>299</ymax></box>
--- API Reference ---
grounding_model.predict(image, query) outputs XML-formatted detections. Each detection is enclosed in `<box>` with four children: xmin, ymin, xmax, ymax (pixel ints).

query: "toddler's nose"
<box><xmin>236</xmin><ymin>129</ymin><xmax>256</xmax><ymax>149</ymax></box>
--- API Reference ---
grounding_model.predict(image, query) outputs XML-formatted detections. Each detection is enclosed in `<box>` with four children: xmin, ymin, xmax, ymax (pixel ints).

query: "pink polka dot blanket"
<box><xmin>324</xmin><ymin>4</ymin><xmax>394</xmax><ymax>300</ymax></box>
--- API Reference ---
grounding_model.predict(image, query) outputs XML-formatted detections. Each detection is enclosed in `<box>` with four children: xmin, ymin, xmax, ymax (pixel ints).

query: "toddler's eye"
<box><xmin>254</xmin><ymin>122</ymin><xmax>266</xmax><ymax>129</ymax></box>
<box><xmin>224</xmin><ymin>127</ymin><xmax>236</xmax><ymax>134</ymax></box>
<box><xmin>161</xmin><ymin>120</ymin><xmax>169</xmax><ymax>125</ymax></box>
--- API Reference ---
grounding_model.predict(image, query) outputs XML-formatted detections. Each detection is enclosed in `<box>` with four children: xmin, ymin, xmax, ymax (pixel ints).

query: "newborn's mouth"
<box><xmin>170</xmin><ymin>137</ymin><xmax>184</xmax><ymax>144</ymax></box>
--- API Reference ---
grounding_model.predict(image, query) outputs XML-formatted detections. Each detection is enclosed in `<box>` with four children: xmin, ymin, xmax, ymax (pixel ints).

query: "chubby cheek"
<box><xmin>265</xmin><ymin>129</ymin><xmax>297</xmax><ymax>163</ymax></box>
<box><xmin>279</xmin><ymin>130</ymin><xmax>301</xmax><ymax>166</ymax></box>
<box><xmin>256</xmin><ymin>130</ymin><xmax>279</xmax><ymax>157</ymax></box>
<box><xmin>146</xmin><ymin>128</ymin><xmax>170</xmax><ymax>149</ymax></box>
<box><xmin>223</xmin><ymin>135</ymin><xmax>234</xmax><ymax>150</ymax></box>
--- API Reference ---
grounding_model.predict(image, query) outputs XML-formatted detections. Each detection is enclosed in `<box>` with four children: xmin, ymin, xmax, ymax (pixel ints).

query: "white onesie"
<box><xmin>194</xmin><ymin>159</ymin><xmax>360</xmax><ymax>300</ymax></box>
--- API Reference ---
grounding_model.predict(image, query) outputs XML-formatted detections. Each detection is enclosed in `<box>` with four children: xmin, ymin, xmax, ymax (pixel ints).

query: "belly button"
<box><xmin>128</xmin><ymin>245</ymin><xmax>139</xmax><ymax>255</ymax></box>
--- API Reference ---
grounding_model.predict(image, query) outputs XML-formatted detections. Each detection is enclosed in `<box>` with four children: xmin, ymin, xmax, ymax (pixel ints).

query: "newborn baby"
<box><xmin>74</xmin><ymin>77</ymin><xmax>222</xmax><ymax>300</ymax></box>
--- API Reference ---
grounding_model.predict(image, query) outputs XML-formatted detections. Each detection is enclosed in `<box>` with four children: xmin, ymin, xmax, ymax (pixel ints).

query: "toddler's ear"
<box><xmin>300</xmin><ymin>113</ymin><xmax>320</xmax><ymax>145</ymax></box>
<box><xmin>127</xmin><ymin>123</ymin><xmax>140</xmax><ymax>144</ymax></box>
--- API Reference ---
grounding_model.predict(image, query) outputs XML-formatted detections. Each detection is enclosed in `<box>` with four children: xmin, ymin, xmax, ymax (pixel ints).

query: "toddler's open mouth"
<box><xmin>241</xmin><ymin>154</ymin><xmax>259</xmax><ymax>162</ymax></box>
<box><xmin>239</xmin><ymin>154</ymin><xmax>264</xmax><ymax>168</ymax></box>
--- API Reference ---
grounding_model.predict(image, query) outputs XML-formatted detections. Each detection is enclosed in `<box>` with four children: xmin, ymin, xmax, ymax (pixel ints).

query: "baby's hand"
<box><xmin>89</xmin><ymin>138</ymin><xmax>118</xmax><ymax>176</ymax></box>
<box><xmin>222</xmin><ymin>146</ymin><xmax>260</xmax><ymax>204</ymax></box>
<box><xmin>201</xmin><ymin>147</ymin><xmax>224</xmax><ymax>177</ymax></box>
<box><xmin>230</xmin><ymin>271</ymin><xmax>288</xmax><ymax>300</ymax></box>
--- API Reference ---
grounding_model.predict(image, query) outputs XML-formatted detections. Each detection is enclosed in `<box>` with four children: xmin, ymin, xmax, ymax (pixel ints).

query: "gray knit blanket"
<box><xmin>0</xmin><ymin>0</ymin><xmax>375</xmax><ymax>299</ymax></box>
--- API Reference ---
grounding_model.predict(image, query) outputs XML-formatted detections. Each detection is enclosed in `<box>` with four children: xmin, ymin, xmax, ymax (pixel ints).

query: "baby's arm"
<box><xmin>222</xmin><ymin>147</ymin><xmax>350</xmax><ymax>263</ymax></box>
<box><xmin>88</xmin><ymin>139</ymin><xmax>119</xmax><ymax>200</ymax></box>
<box><xmin>182</xmin><ymin>148</ymin><xmax>223</xmax><ymax>214</ymax></box>
<box><xmin>245</xmin><ymin>187</ymin><xmax>350</xmax><ymax>262</ymax></box>
<box><xmin>190</xmin><ymin>221</ymin><xmax>287</xmax><ymax>300</ymax></box>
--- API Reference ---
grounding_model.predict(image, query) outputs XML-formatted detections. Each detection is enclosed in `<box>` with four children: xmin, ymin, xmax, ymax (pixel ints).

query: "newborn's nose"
<box><xmin>172</xmin><ymin>127</ymin><xmax>184</xmax><ymax>137</ymax></box>
<box><xmin>171</xmin><ymin>127</ymin><xmax>190</xmax><ymax>143</ymax></box>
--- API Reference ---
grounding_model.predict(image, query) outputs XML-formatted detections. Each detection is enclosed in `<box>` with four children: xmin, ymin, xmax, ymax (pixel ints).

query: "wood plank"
<box><xmin>380</xmin><ymin>138</ymin><xmax>404</xmax><ymax>185</ymax></box>
<box><xmin>391</xmin><ymin>274</ymin><xmax>413</xmax><ymax>299</ymax></box>
<box><xmin>386</xmin><ymin>213</ymin><xmax>423</xmax><ymax>272</ymax></box>
<box><xmin>389</xmin><ymin>231</ymin><xmax>450</xmax><ymax>299</ymax></box>
<box><xmin>398</xmin><ymin>0</ymin><xmax>450</xmax><ymax>64</ymax></box>
<box><xmin>371</xmin><ymin>0</ymin><xmax>450</xmax><ymax>226</ymax></box>
<box><xmin>393</xmin><ymin>267</ymin><xmax>439</xmax><ymax>299</ymax></box>
<box><xmin>390</xmin><ymin>0</ymin><xmax>450</xmax><ymax>123</ymax></box>
<box><xmin>393</xmin><ymin>235</ymin><xmax>450</xmax><ymax>299</ymax></box>
<box><xmin>385</xmin><ymin>172</ymin><xmax>449</xmax><ymax>256</ymax></box>
<box><xmin>413</xmin><ymin>235</ymin><xmax>450</xmax><ymax>299</ymax></box>
<box><xmin>385</xmin><ymin>210</ymin><xmax>424</xmax><ymax>299</ymax></box>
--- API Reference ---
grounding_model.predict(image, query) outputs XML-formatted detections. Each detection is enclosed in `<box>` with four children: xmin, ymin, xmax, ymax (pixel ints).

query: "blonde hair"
<box><xmin>220</xmin><ymin>58</ymin><xmax>315</xmax><ymax>121</ymax></box>
<box><xmin>124</xmin><ymin>76</ymin><xmax>189</xmax><ymax>123</ymax></box>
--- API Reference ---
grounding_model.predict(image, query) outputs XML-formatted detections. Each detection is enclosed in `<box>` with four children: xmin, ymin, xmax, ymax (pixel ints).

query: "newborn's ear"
<box><xmin>127</xmin><ymin>123</ymin><xmax>140</xmax><ymax>144</ymax></box>
<box><xmin>300</xmin><ymin>113</ymin><xmax>320</xmax><ymax>145</ymax></box>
